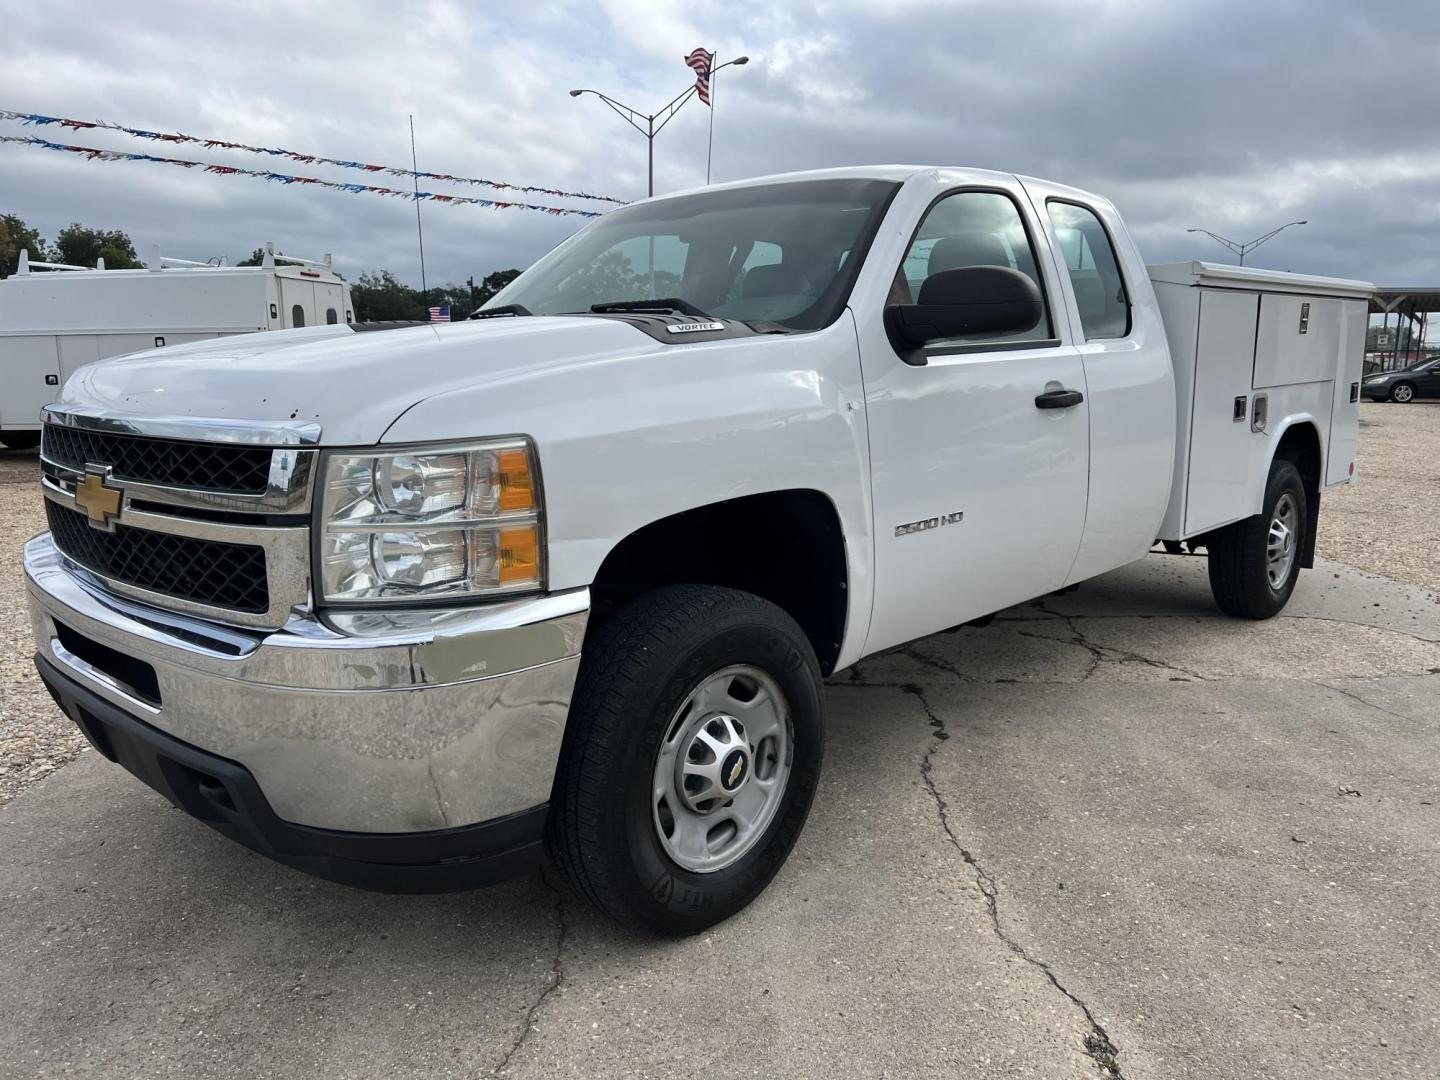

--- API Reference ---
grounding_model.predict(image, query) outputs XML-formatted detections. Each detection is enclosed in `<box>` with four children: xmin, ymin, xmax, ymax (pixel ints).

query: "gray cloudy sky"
<box><xmin>4</xmin><ymin>0</ymin><xmax>1437</xmax><ymax>288</ymax></box>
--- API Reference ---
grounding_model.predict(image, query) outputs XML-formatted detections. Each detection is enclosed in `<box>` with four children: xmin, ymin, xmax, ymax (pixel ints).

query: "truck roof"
<box><xmin>634</xmin><ymin>165</ymin><xmax>1114</xmax><ymax>211</ymax></box>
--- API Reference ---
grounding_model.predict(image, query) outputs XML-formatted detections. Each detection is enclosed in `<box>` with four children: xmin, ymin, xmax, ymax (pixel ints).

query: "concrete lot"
<box><xmin>2</xmin><ymin>555</ymin><xmax>1438</xmax><ymax>1079</ymax></box>
<box><xmin>1</xmin><ymin>403</ymin><xmax>1438</xmax><ymax>1078</ymax></box>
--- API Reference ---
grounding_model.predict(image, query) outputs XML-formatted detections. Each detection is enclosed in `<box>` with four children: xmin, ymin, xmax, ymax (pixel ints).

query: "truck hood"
<box><xmin>55</xmin><ymin>318</ymin><xmax>666</xmax><ymax>444</ymax></box>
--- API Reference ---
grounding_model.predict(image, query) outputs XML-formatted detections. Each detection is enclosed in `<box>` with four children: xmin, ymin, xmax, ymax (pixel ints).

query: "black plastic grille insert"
<box><xmin>43</xmin><ymin>425</ymin><xmax>273</xmax><ymax>494</ymax></box>
<box><xmin>47</xmin><ymin>500</ymin><xmax>269</xmax><ymax>613</ymax></box>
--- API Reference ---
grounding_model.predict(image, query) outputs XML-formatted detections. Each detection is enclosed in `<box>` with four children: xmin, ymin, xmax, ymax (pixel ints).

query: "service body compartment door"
<box><xmin>1</xmin><ymin>335</ymin><xmax>63</xmax><ymax>429</ymax></box>
<box><xmin>1185</xmin><ymin>290</ymin><xmax>1259</xmax><ymax>535</ymax></box>
<box><xmin>279</xmin><ymin>279</ymin><xmax>317</xmax><ymax>328</ymax></box>
<box><xmin>1255</xmin><ymin>293</ymin><xmax>1341</xmax><ymax>389</ymax></box>
<box><xmin>1326</xmin><ymin>298</ymin><xmax>1367</xmax><ymax>485</ymax></box>
<box><xmin>57</xmin><ymin>334</ymin><xmax>102</xmax><ymax>381</ymax></box>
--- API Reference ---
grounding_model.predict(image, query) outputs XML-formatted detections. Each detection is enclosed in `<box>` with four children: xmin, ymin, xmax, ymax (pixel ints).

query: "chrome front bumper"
<box><xmin>24</xmin><ymin>533</ymin><xmax>586</xmax><ymax>834</ymax></box>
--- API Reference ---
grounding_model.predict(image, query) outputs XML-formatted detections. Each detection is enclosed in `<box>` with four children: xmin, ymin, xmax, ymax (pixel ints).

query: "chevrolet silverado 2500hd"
<box><xmin>24</xmin><ymin>167</ymin><xmax>1372</xmax><ymax>933</ymax></box>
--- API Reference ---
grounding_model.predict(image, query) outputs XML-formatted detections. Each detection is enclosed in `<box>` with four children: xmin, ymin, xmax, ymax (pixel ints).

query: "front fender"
<box><xmin>380</xmin><ymin>315</ymin><xmax>878</xmax><ymax>668</ymax></box>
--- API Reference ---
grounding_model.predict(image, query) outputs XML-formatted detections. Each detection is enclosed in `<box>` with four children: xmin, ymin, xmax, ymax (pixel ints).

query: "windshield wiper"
<box><xmin>588</xmin><ymin>298</ymin><xmax>719</xmax><ymax>320</ymax></box>
<box><xmin>468</xmin><ymin>303</ymin><xmax>532</xmax><ymax>320</ymax></box>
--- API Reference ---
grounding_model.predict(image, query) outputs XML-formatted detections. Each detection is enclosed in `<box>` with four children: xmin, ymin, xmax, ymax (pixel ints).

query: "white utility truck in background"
<box><xmin>23</xmin><ymin>167</ymin><xmax>1370</xmax><ymax>935</ymax></box>
<box><xmin>0</xmin><ymin>243</ymin><xmax>352</xmax><ymax>448</ymax></box>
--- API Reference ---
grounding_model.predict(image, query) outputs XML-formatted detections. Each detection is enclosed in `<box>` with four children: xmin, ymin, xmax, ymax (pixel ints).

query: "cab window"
<box><xmin>1046</xmin><ymin>201</ymin><xmax>1130</xmax><ymax>340</ymax></box>
<box><xmin>896</xmin><ymin>190</ymin><xmax>1053</xmax><ymax>347</ymax></box>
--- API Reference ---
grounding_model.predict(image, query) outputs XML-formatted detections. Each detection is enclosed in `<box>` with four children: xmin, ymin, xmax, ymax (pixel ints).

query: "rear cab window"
<box><xmin>1045</xmin><ymin>201</ymin><xmax>1131</xmax><ymax>340</ymax></box>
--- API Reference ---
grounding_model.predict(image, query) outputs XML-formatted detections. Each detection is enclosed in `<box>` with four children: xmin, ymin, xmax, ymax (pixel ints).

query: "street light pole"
<box><xmin>1186</xmin><ymin>220</ymin><xmax>1308</xmax><ymax>266</ymax></box>
<box><xmin>571</xmin><ymin>56</ymin><xmax>748</xmax><ymax>198</ymax></box>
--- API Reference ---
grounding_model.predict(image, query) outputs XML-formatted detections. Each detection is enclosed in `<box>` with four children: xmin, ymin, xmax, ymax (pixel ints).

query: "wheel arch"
<box><xmin>1266</xmin><ymin>418</ymin><xmax>1323</xmax><ymax>570</ymax></box>
<box><xmin>585</xmin><ymin>489</ymin><xmax>850</xmax><ymax>675</ymax></box>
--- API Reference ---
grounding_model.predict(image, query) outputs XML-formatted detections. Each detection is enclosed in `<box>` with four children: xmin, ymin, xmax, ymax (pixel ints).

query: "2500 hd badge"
<box><xmin>896</xmin><ymin>511</ymin><xmax>964</xmax><ymax>537</ymax></box>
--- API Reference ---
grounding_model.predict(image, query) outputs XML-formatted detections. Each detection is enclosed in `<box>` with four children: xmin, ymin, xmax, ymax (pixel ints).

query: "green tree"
<box><xmin>0</xmin><ymin>213</ymin><xmax>47</xmax><ymax>277</ymax></box>
<box><xmin>52</xmin><ymin>223</ymin><xmax>141</xmax><ymax>269</ymax></box>
<box><xmin>351</xmin><ymin>269</ymin><xmax>526</xmax><ymax>322</ymax></box>
<box><xmin>474</xmin><ymin>268</ymin><xmax>521</xmax><ymax>306</ymax></box>
<box><xmin>237</xmin><ymin>247</ymin><xmax>268</xmax><ymax>267</ymax></box>
<box><xmin>352</xmin><ymin>270</ymin><xmax>425</xmax><ymax>321</ymax></box>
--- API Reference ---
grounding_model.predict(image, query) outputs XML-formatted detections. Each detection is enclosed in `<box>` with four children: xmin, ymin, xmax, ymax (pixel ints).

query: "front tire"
<box><xmin>546</xmin><ymin>585</ymin><xmax>824</xmax><ymax>934</ymax></box>
<box><xmin>1207</xmin><ymin>459</ymin><xmax>1307</xmax><ymax>619</ymax></box>
<box><xmin>1390</xmin><ymin>382</ymin><xmax>1416</xmax><ymax>403</ymax></box>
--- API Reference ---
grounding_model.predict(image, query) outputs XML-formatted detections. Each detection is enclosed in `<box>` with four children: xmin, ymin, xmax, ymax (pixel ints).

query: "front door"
<box><xmin>858</xmin><ymin>186</ymin><xmax>1090</xmax><ymax>655</ymax></box>
<box><xmin>1417</xmin><ymin>358</ymin><xmax>1440</xmax><ymax>398</ymax></box>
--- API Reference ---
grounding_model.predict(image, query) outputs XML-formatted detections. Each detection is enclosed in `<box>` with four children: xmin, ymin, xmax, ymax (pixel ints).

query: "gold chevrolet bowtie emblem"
<box><xmin>74</xmin><ymin>470</ymin><xmax>122</xmax><ymax>530</ymax></box>
<box><xmin>727</xmin><ymin>758</ymin><xmax>744</xmax><ymax>788</ymax></box>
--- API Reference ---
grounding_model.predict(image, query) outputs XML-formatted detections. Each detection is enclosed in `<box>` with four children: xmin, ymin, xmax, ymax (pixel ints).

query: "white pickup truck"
<box><xmin>24</xmin><ymin>166</ymin><xmax>1371</xmax><ymax>933</ymax></box>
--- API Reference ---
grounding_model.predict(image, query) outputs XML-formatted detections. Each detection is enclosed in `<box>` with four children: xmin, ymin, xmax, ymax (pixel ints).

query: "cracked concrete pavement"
<box><xmin>2</xmin><ymin>553</ymin><xmax>1438</xmax><ymax>1079</ymax></box>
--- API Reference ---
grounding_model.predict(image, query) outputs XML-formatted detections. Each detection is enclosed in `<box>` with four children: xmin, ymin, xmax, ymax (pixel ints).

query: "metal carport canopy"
<box><xmin>1370</xmin><ymin>287</ymin><xmax>1440</xmax><ymax>315</ymax></box>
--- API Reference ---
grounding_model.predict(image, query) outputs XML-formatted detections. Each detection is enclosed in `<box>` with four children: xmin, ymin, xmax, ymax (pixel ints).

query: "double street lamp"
<box><xmin>1187</xmin><ymin>220</ymin><xmax>1308</xmax><ymax>266</ymax></box>
<box><xmin>570</xmin><ymin>55</ymin><xmax>749</xmax><ymax>197</ymax></box>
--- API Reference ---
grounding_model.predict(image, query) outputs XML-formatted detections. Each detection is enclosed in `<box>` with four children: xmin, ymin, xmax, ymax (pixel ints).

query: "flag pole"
<box><xmin>705</xmin><ymin>52</ymin><xmax>716</xmax><ymax>184</ymax></box>
<box><xmin>409</xmin><ymin>114</ymin><xmax>428</xmax><ymax>298</ymax></box>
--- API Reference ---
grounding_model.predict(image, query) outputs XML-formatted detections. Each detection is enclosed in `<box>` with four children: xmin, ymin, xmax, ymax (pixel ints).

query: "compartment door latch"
<box><xmin>1251</xmin><ymin>393</ymin><xmax>1269</xmax><ymax>433</ymax></box>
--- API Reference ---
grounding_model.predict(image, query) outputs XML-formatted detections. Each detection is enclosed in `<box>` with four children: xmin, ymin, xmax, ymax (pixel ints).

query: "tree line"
<box><xmin>1</xmin><ymin>214</ymin><xmax>521</xmax><ymax>322</ymax></box>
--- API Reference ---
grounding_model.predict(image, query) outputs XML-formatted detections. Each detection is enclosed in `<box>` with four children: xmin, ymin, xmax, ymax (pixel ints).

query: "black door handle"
<box><xmin>1035</xmin><ymin>388</ymin><xmax>1084</xmax><ymax>409</ymax></box>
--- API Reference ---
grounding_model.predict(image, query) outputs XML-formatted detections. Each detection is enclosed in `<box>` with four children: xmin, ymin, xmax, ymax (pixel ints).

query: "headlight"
<box><xmin>318</xmin><ymin>439</ymin><xmax>543</xmax><ymax>603</ymax></box>
<box><xmin>1364</xmin><ymin>375</ymin><xmax>1386</xmax><ymax>384</ymax></box>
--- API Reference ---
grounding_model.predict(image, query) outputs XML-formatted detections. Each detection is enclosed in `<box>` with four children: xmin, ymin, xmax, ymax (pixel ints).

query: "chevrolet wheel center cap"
<box><xmin>721</xmin><ymin>748</ymin><xmax>748</xmax><ymax>791</ymax></box>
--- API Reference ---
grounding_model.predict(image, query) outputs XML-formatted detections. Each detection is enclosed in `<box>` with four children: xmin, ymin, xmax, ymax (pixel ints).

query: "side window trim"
<box><xmin>890</xmin><ymin>184</ymin><xmax>1064</xmax><ymax>359</ymax></box>
<box><xmin>1045</xmin><ymin>197</ymin><xmax>1133</xmax><ymax>341</ymax></box>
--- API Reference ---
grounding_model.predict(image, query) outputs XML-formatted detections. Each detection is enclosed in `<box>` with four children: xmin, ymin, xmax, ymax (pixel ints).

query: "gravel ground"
<box><xmin>1318</xmin><ymin>401</ymin><xmax>1440</xmax><ymax>590</ymax></box>
<box><xmin>0</xmin><ymin>446</ymin><xmax>79</xmax><ymax>809</ymax></box>
<box><xmin>0</xmin><ymin>400</ymin><xmax>1434</xmax><ymax>810</ymax></box>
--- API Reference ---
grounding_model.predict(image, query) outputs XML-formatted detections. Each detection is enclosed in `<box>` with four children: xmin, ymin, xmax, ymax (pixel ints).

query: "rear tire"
<box><xmin>1390</xmin><ymin>382</ymin><xmax>1416</xmax><ymax>403</ymax></box>
<box><xmin>1207</xmin><ymin>459</ymin><xmax>1306</xmax><ymax>619</ymax></box>
<box><xmin>546</xmin><ymin>585</ymin><xmax>824</xmax><ymax>935</ymax></box>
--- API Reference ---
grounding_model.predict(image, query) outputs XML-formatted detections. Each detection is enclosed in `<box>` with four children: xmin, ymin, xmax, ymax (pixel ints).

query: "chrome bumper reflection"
<box><xmin>25</xmin><ymin>533</ymin><xmax>587</xmax><ymax>833</ymax></box>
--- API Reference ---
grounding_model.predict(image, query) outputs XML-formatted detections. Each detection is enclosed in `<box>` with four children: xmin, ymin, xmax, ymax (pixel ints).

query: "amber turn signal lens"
<box><xmin>497</xmin><ymin>525</ymin><xmax>541</xmax><ymax>584</ymax></box>
<box><xmin>496</xmin><ymin>448</ymin><xmax>535</xmax><ymax>513</ymax></box>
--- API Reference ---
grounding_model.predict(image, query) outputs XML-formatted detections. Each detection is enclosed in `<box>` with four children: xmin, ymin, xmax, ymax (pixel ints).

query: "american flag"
<box><xmin>428</xmin><ymin>305</ymin><xmax>450</xmax><ymax>322</ymax></box>
<box><xmin>685</xmin><ymin>47</ymin><xmax>714</xmax><ymax>106</ymax></box>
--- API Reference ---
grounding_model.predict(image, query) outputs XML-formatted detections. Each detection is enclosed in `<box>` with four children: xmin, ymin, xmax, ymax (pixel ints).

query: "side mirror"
<box><xmin>885</xmin><ymin>266</ymin><xmax>1043</xmax><ymax>357</ymax></box>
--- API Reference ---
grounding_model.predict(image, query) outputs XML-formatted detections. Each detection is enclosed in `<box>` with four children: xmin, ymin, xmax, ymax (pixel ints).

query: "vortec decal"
<box><xmin>665</xmin><ymin>320</ymin><xmax>726</xmax><ymax>334</ymax></box>
<box><xmin>895</xmin><ymin>511</ymin><xmax>964</xmax><ymax>537</ymax></box>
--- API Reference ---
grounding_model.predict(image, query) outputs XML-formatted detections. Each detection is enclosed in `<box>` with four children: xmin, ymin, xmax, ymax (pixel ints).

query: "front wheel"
<box><xmin>1207</xmin><ymin>459</ymin><xmax>1307</xmax><ymax>619</ymax></box>
<box><xmin>546</xmin><ymin>585</ymin><xmax>824</xmax><ymax>934</ymax></box>
<box><xmin>1390</xmin><ymin>382</ymin><xmax>1416</xmax><ymax>403</ymax></box>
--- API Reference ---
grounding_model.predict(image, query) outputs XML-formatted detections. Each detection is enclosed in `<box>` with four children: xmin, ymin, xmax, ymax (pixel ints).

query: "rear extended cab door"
<box><xmin>1019</xmin><ymin>177</ymin><xmax>1177</xmax><ymax>582</ymax></box>
<box><xmin>849</xmin><ymin>170</ymin><xmax>1091</xmax><ymax>656</ymax></box>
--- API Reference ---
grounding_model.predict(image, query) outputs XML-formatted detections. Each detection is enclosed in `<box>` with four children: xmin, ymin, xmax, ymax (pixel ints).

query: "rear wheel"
<box><xmin>1207</xmin><ymin>459</ymin><xmax>1306</xmax><ymax>619</ymax></box>
<box><xmin>1390</xmin><ymin>382</ymin><xmax>1416</xmax><ymax>403</ymax></box>
<box><xmin>546</xmin><ymin>585</ymin><xmax>824</xmax><ymax>934</ymax></box>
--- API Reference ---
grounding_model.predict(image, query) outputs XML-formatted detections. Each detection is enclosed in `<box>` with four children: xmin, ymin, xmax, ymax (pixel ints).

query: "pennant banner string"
<box><xmin>0</xmin><ymin>135</ymin><xmax>605</xmax><ymax>218</ymax></box>
<box><xmin>0</xmin><ymin>109</ymin><xmax>626</xmax><ymax>205</ymax></box>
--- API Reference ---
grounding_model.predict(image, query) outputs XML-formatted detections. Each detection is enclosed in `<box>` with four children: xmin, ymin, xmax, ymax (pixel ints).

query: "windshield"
<box><xmin>484</xmin><ymin>178</ymin><xmax>901</xmax><ymax>331</ymax></box>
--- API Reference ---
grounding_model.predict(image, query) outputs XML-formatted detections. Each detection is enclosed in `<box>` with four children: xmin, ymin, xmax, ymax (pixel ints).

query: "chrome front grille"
<box><xmin>41</xmin><ymin>425</ymin><xmax>274</xmax><ymax>494</ymax></box>
<box><xmin>39</xmin><ymin>408</ymin><xmax>319</xmax><ymax>629</ymax></box>
<box><xmin>46</xmin><ymin>500</ymin><xmax>271</xmax><ymax>613</ymax></box>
